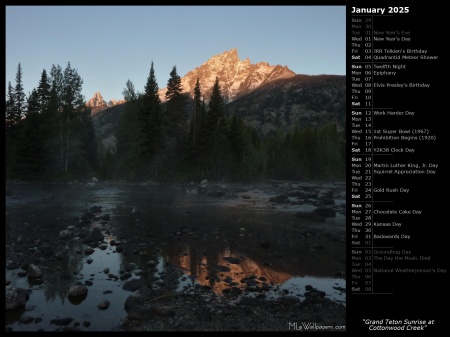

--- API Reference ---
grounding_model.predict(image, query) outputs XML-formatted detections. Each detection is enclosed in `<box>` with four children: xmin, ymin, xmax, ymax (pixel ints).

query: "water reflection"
<box><xmin>158</xmin><ymin>245</ymin><xmax>345</xmax><ymax>304</ymax></box>
<box><xmin>5</xmin><ymin>182</ymin><xmax>346</xmax><ymax>331</ymax></box>
<box><xmin>175</xmin><ymin>246</ymin><xmax>292</xmax><ymax>290</ymax></box>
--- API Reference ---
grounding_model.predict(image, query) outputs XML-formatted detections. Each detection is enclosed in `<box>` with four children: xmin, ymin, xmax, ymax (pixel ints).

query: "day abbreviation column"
<box><xmin>349</xmin><ymin>13</ymin><xmax>374</xmax><ymax>294</ymax></box>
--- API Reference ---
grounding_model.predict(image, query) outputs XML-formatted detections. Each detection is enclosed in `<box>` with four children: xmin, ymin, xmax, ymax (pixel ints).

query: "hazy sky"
<box><xmin>6</xmin><ymin>5</ymin><xmax>345</xmax><ymax>102</ymax></box>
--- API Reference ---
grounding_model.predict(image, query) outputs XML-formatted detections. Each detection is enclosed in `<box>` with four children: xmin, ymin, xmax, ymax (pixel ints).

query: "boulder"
<box><xmin>68</xmin><ymin>285</ymin><xmax>88</xmax><ymax>297</ymax></box>
<box><xmin>27</xmin><ymin>264</ymin><xmax>43</xmax><ymax>279</ymax></box>
<box><xmin>5</xmin><ymin>287</ymin><xmax>29</xmax><ymax>310</ymax></box>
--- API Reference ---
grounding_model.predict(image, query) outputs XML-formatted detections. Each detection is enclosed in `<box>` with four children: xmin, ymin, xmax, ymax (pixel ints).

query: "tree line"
<box><xmin>6</xmin><ymin>63</ymin><xmax>97</xmax><ymax>181</ymax></box>
<box><xmin>5</xmin><ymin>62</ymin><xmax>346</xmax><ymax>183</ymax></box>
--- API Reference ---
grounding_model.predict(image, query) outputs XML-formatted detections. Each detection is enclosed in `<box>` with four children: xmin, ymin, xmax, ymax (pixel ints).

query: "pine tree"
<box><xmin>195</xmin><ymin>98</ymin><xmax>209</xmax><ymax>178</ymax></box>
<box><xmin>189</xmin><ymin>78</ymin><xmax>203</xmax><ymax>146</ymax></box>
<box><xmin>184</xmin><ymin>78</ymin><xmax>207</xmax><ymax>177</ymax></box>
<box><xmin>26</xmin><ymin>89</ymin><xmax>40</xmax><ymax>117</ymax></box>
<box><xmin>142</xmin><ymin>62</ymin><xmax>163</xmax><ymax>160</ymax></box>
<box><xmin>37</xmin><ymin>69</ymin><xmax>51</xmax><ymax>114</ymax></box>
<box><xmin>6</xmin><ymin>64</ymin><xmax>27</xmax><ymax>179</ymax></box>
<box><xmin>203</xmin><ymin>77</ymin><xmax>227</xmax><ymax>180</ymax></box>
<box><xmin>7</xmin><ymin>62</ymin><xmax>96</xmax><ymax>180</ymax></box>
<box><xmin>62</xmin><ymin>62</ymin><xmax>84</xmax><ymax>109</ymax></box>
<box><xmin>115</xmin><ymin>85</ymin><xmax>141</xmax><ymax>180</ymax></box>
<box><xmin>13</xmin><ymin>89</ymin><xmax>46</xmax><ymax>179</ymax></box>
<box><xmin>207</xmin><ymin>77</ymin><xmax>225</xmax><ymax>130</ymax></box>
<box><xmin>44</xmin><ymin>64</ymin><xmax>64</xmax><ymax>172</ymax></box>
<box><xmin>60</xmin><ymin>62</ymin><xmax>86</xmax><ymax>172</ymax></box>
<box><xmin>44</xmin><ymin>62</ymin><xmax>88</xmax><ymax>174</ymax></box>
<box><xmin>14</xmin><ymin>63</ymin><xmax>27</xmax><ymax>123</ymax></box>
<box><xmin>50</xmin><ymin>64</ymin><xmax>64</xmax><ymax>103</ymax></box>
<box><xmin>123</xmin><ymin>79</ymin><xmax>137</xmax><ymax>102</ymax></box>
<box><xmin>165</xmin><ymin>65</ymin><xmax>183</xmax><ymax>101</ymax></box>
<box><xmin>5</xmin><ymin>81</ymin><xmax>17</xmax><ymax>178</ymax></box>
<box><xmin>5</xmin><ymin>81</ymin><xmax>16</xmax><ymax>134</ymax></box>
<box><xmin>165</xmin><ymin>65</ymin><xmax>187</xmax><ymax>138</ymax></box>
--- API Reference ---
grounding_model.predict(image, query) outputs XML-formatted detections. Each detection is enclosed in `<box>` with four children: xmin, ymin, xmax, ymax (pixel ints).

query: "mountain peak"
<box><xmin>159</xmin><ymin>48</ymin><xmax>296</xmax><ymax>102</ymax></box>
<box><xmin>225</xmin><ymin>47</ymin><xmax>239</xmax><ymax>59</ymax></box>
<box><xmin>87</xmin><ymin>92</ymin><xmax>106</xmax><ymax>108</ymax></box>
<box><xmin>86</xmin><ymin>92</ymin><xmax>125</xmax><ymax>115</ymax></box>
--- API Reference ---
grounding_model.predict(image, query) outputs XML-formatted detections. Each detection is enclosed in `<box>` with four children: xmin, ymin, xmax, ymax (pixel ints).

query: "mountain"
<box><xmin>89</xmin><ymin>48</ymin><xmax>296</xmax><ymax>113</ymax></box>
<box><xmin>86</xmin><ymin>92</ymin><xmax>125</xmax><ymax>115</ymax></box>
<box><xmin>158</xmin><ymin>48</ymin><xmax>297</xmax><ymax>103</ymax></box>
<box><xmin>91</xmin><ymin>49</ymin><xmax>345</xmax><ymax>151</ymax></box>
<box><xmin>107</xmin><ymin>99</ymin><xmax>125</xmax><ymax>107</ymax></box>
<box><xmin>226</xmin><ymin>74</ymin><xmax>346</xmax><ymax>135</ymax></box>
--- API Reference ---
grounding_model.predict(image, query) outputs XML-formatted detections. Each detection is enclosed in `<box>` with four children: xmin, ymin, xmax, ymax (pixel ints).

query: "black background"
<box><xmin>346</xmin><ymin>1</ymin><xmax>447</xmax><ymax>335</ymax></box>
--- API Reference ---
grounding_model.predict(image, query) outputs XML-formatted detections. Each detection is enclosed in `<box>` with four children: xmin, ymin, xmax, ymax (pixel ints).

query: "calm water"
<box><xmin>5</xmin><ymin>182</ymin><xmax>346</xmax><ymax>331</ymax></box>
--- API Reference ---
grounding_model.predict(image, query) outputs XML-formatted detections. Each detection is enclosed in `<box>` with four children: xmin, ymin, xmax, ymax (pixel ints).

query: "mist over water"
<box><xmin>5</xmin><ymin>182</ymin><xmax>346</xmax><ymax>331</ymax></box>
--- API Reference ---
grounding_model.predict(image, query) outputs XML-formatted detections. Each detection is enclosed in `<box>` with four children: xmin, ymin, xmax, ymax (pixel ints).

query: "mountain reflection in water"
<box><xmin>5</xmin><ymin>182</ymin><xmax>346</xmax><ymax>331</ymax></box>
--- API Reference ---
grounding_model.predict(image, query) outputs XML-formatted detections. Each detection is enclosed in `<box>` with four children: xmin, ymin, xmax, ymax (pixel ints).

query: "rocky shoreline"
<box><xmin>5</xmin><ymin>180</ymin><xmax>346</xmax><ymax>331</ymax></box>
<box><xmin>119</xmin><ymin>282</ymin><xmax>346</xmax><ymax>331</ymax></box>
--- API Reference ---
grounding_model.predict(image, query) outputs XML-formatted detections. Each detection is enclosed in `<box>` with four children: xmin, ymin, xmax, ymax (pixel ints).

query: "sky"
<box><xmin>6</xmin><ymin>5</ymin><xmax>345</xmax><ymax>103</ymax></box>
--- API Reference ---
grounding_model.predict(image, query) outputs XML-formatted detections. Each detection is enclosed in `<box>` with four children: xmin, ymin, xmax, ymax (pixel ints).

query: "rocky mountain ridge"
<box><xmin>90</xmin><ymin>49</ymin><xmax>345</xmax><ymax>152</ymax></box>
<box><xmin>227</xmin><ymin>74</ymin><xmax>346</xmax><ymax>135</ymax></box>
<box><xmin>86</xmin><ymin>92</ymin><xmax>125</xmax><ymax>115</ymax></box>
<box><xmin>92</xmin><ymin>74</ymin><xmax>345</xmax><ymax>152</ymax></box>
<box><xmin>87</xmin><ymin>48</ymin><xmax>296</xmax><ymax>115</ymax></box>
<box><xmin>158</xmin><ymin>48</ymin><xmax>297</xmax><ymax>103</ymax></box>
